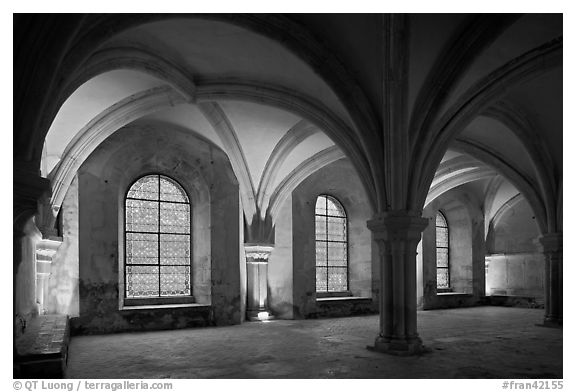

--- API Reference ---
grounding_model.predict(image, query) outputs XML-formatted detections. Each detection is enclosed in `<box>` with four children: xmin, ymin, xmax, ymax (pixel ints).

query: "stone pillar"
<box><xmin>537</xmin><ymin>233</ymin><xmax>562</xmax><ymax>327</ymax></box>
<box><xmin>244</xmin><ymin>244</ymin><xmax>274</xmax><ymax>321</ymax></box>
<box><xmin>367</xmin><ymin>211</ymin><xmax>428</xmax><ymax>355</ymax></box>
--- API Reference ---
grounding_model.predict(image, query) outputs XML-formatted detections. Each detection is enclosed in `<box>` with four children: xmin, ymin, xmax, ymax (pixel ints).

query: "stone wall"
<box><xmin>486</xmin><ymin>197</ymin><xmax>540</xmax><ymax>254</ymax></box>
<box><xmin>419</xmin><ymin>189</ymin><xmax>544</xmax><ymax>309</ymax></box>
<box><xmin>63</xmin><ymin>121</ymin><xmax>241</xmax><ymax>334</ymax></box>
<box><xmin>485</xmin><ymin>197</ymin><xmax>543</xmax><ymax>302</ymax></box>
<box><xmin>290</xmin><ymin>158</ymin><xmax>375</xmax><ymax>319</ymax></box>
<box><xmin>485</xmin><ymin>253</ymin><xmax>544</xmax><ymax>299</ymax></box>
<box><xmin>420</xmin><ymin>188</ymin><xmax>485</xmax><ymax>310</ymax></box>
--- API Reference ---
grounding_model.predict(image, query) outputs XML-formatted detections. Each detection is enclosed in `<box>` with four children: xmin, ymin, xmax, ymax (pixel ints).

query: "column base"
<box><xmin>367</xmin><ymin>335</ymin><xmax>424</xmax><ymax>356</ymax></box>
<box><xmin>247</xmin><ymin>309</ymin><xmax>274</xmax><ymax>322</ymax></box>
<box><xmin>536</xmin><ymin>317</ymin><xmax>562</xmax><ymax>329</ymax></box>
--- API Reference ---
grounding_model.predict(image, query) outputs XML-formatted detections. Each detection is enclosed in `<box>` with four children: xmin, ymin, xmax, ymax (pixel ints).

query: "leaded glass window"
<box><xmin>125</xmin><ymin>174</ymin><xmax>191</xmax><ymax>299</ymax></box>
<box><xmin>436</xmin><ymin>211</ymin><xmax>450</xmax><ymax>289</ymax></box>
<box><xmin>315</xmin><ymin>195</ymin><xmax>348</xmax><ymax>292</ymax></box>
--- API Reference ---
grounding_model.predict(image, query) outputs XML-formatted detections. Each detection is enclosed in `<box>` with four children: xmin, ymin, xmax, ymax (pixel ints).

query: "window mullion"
<box><xmin>157</xmin><ymin>175</ymin><xmax>161</xmax><ymax>298</ymax></box>
<box><xmin>324</xmin><ymin>197</ymin><xmax>328</xmax><ymax>291</ymax></box>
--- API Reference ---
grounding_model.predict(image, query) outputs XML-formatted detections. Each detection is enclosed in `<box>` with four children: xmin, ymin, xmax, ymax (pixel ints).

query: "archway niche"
<box><xmin>418</xmin><ymin>187</ymin><xmax>485</xmax><ymax>310</ymax></box>
<box><xmin>271</xmin><ymin>158</ymin><xmax>376</xmax><ymax>319</ymax></box>
<box><xmin>45</xmin><ymin>120</ymin><xmax>242</xmax><ymax>333</ymax></box>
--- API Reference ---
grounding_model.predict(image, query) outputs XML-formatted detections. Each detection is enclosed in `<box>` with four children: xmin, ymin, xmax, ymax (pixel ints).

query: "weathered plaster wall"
<box><xmin>70</xmin><ymin>121</ymin><xmax>241</xmax><ymax>333</ymax></box>
<box><xmin>485</xmin><ymin>197</ymin><xmax>543</xmax><ymax>301</ymax></box>
<box><xmin>45</xmin><ymin>175</ymin><xmax>80</xmax><ymax>316</ymax></box>
<box><xmin>421</xmin><ymin>188</ymin><xmax>485</xmax><ymax>310</ymax></box>
<box><xmin>291</xmin><ymin>158</ymin><xmax>375</xmax><ymax>319</ymax></box>
<box><xmin>485</xmin><ymin>253</ymin><xmax>544</xmax><ymax>299</ymax></box>
<box><xmin>268</xmin><ymin>193</ymin><xmax>294</xmax><ymax>319</ymax></box>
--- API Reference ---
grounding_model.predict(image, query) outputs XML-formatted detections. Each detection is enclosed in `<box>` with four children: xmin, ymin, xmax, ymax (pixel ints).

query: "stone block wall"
<box><xmin>485</xmin><ymin>197</ymin><xmax>543</xmax><ymax>302</ymax></box>
<box><xmin>289</xmin><ymin>159</ymin><xmax>376</xmax><ymax>318</ymax></box>
<box><xmin>48</xmin><ymin>121</ymin><xmax>242</xmax><ymax>334</ymax></box>
<box><xmin>420</xmin><ymin>188</ymin><xmax>486</xmax><ymax>310</ymax></box>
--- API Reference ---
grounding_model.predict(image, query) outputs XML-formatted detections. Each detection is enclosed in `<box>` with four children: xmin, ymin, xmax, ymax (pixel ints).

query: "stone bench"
<box><xmin>15</xmin><ymin>315</ymin><xmax>70</xmax><ymax>378</ymax></box>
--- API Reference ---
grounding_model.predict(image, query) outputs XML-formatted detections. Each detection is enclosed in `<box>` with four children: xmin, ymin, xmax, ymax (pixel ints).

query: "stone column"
<box><xmin>244</xmin><ymin>244</ymin><xmax>274</xmax><ymax>321</ymax></box>
<box><xmin>537</xmin><ymin>233</ymin><xmax>562</xmax><ymax>327</ymax></box>
<box><xmin>367</xmin><ymin>211</ymin><xmax>428</xmax><ymax>355</ymax></box>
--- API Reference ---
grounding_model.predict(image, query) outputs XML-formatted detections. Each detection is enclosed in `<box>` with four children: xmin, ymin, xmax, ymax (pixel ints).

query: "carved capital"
<box><xmin>367</xmin><ymin>210</ymin><xmax>429</xmax><ymax>243</ymax></box>
<box><xmin>14</xmin><ymin>166</ymin><xmax>51</xmax><ymax>233</ymax></box>
<box><xmin>244</xmin><ymin>244</ymin><xmax>274</xmax><ymax>264</ymax></box>
<box><xmin>36</xmin><ymin>237</ymin><xmax>63</xmax><ymax>269</ymax></box>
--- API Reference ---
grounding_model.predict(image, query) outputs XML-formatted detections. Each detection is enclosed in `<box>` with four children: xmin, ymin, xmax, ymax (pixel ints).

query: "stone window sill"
<box><xmin>123</xmin><ymin>295</ymin><xmax>196</xmax><ymax>307</ymax></box>
<box><xmin>316</xmin><ymin>291</ymin><xmax>353</xmax><ymax>298</ymax></box>
<box><xmin>120</xmin><ymin>303</ymin><xmax>210</xmax><ymax>311</ymax></box>
<box><xmin>436</xmin><ymin>292</ymin><xmax>471</xmax><ymax>296</ymax></box>
<box><xmin>316</xmin><ymin>296</ymin><xmax>372</xmax><ymax>302</ymax></box>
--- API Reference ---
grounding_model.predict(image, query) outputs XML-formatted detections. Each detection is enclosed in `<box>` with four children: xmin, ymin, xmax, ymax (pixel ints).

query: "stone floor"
<box><xmin>67</xmin><ymin>307</ymin><xmax>562</xmax><ymax>379</ymax></box>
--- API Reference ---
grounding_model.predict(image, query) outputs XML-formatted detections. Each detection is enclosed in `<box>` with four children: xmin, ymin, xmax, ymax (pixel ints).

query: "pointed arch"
<box><xmin>50</xmin><ymin>86</ymin><xmax>186</xmax><ymax>211</ymax></box>
<box><xmin>197</xmin><ymin>102</ymin><xmax>257</xmax><ymax>222</ymax></box>
<box><xmin>489</xmin><ymin>193</ymin><xmax>527</xmax><ymax>230</ymax></box>
<box><xmin>411</xmin><ymin>38</ymin><xmax>562</xmax><ymax>224</ymax></box>
<box><xmin>64</xmin><ymin>45</ymin><xmax>197</xmax><ymax>104</ymax></box>
<box><xmin>409</xmin><ymin>14</ymin><xmax>521</xmax><ymax>146</ymax></box>
<box><xmin>197</xmin><ymin>79</ymin><xmax>378</xmax><ymax>213</ymax></box>
<box><xmin>267</xmin><ymin>146</ymin><xmax>346</xmax><ymax>221</ymax></box>
<box><xmin>256</xmin><ymin>120</ymin><xmax>319</xmax><ymax>218</ymax></box>
<box><xmin>482</xmin><ymin>101</ymin><xmax>559</xmax><ymax>232</ymax></box>
<box><xmin>450</xmin><ymin>139</ymin><xmax>547</xmax><ymax>234</ymax></box>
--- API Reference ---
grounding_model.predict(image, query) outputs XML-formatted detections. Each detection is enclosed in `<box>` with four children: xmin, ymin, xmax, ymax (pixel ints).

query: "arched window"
<box><xmin>124</xmin><ymin>174</ymin><xmax>191</xmax><ymax>302</ymax></box>
<box><xmin>315</xmin><ymin>195</ymin><xmax>348</xmax><ymax>293</ymax></box>
<box><xmin>436</xmin><ymin>211</ymin><xmax>450</xmax><ymax>289</ymax></box>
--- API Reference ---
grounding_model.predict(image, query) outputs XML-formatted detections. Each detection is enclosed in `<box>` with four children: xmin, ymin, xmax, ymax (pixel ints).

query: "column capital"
<box><xmin>14</xmin><ymin>165</ymin><xmax>51</xmax><ymax>234</ymax></box>
<box><xmin>367</xmin><ymin>210</ymin><xmax>428</xmax><ymax>242</ymax></box>
<box><xmin>244</xmin><ymin>243</ymin><xmax>274</xmax><ymax>264</ymax></box>
<box><xmin>536</xmin><ymin>232</ymin><xmax>562</xmax><ymax>254</ymax></box>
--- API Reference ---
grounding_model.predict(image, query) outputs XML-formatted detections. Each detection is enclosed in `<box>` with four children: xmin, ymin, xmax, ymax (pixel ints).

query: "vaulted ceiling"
<box><xmin>33</xmin><ymin>13</ymin><xmax>562</xmax><ymax>231</ymax></box>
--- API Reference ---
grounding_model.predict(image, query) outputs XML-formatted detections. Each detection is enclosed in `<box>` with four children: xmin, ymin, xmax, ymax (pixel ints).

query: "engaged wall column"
<box><xmin>244</xmin><ymin>244</ymin><xmax>274</xmax><ymax>321</ymax></box>
<box><xmin>537</xmin><ymin>233</ymin><xmax>562</xmax><ymax>327</ymax></box>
